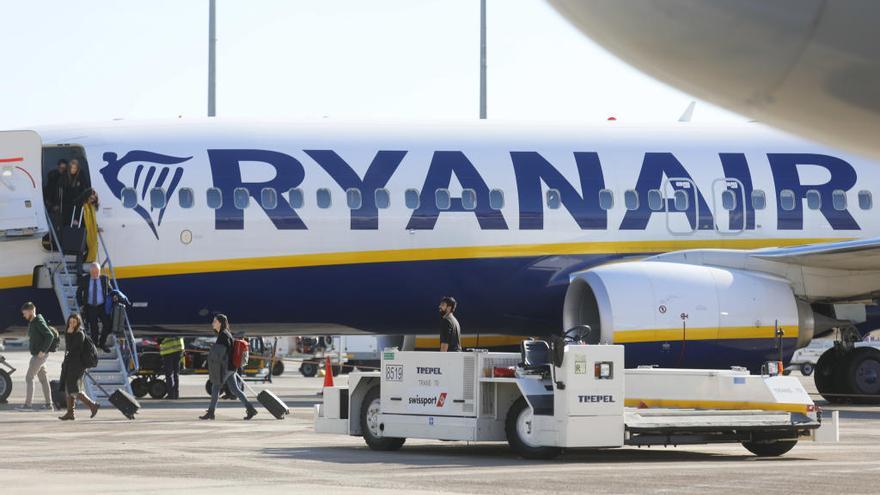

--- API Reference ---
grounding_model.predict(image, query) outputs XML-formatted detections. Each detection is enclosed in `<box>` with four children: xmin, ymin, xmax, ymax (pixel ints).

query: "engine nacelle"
<box><xmin>563</xmin><ymin>262</ymin><xmax>815</xmax><ymax>352</ymax></box>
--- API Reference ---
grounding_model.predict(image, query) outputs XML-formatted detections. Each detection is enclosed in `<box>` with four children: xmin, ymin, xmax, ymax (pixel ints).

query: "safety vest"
<box><xmin>160</xmin><ymin>337</ymin><xmax>185</xmax><ymax>356</ymax></box>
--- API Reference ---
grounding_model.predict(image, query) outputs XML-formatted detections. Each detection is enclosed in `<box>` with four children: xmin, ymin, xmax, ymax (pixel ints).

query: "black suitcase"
<box><xmin>61</xmin><ymin>209</ymin><xmax>86</xmax><ymax>256</ymax></box>
<box><xmin>241</xmin><ymin>379</ymin><xmax>289</xmax><ymax>419</ymax></box>
<box><xmin>257</xmin><ymin>390</ymin><xmax>290</xmax><ymax>419</ymax></box>
<box><xmin>85</xmin><ymin>372</ymin><xmax>140</xmax><ymax>419</ymax></box>
<box><xmin>50</xmin><ymin>379</ymin><xmax>67</xmax><ymax>410</ymax></box>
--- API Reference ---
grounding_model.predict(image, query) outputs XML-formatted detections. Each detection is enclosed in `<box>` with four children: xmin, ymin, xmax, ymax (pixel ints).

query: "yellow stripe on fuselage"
<box><xmin>613</xmin><ymin>326</ymin><xmax>797</xmax><ymax>343</ymax></box>
<box><xmin>624</xmin><ymin>398</ymin><xmax>810</xmax><ymax>414</ymax></box>
<box><xmin>0</xmin><ymin>237</ymin><xmax>844</xmax><ymax>290</ymax></box>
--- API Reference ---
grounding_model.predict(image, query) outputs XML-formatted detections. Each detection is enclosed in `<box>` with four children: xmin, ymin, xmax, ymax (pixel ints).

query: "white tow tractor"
<box><xmin>315</xmin><ymin>329</ymin><xmax>838</xmax><ymax>459</ymax></box>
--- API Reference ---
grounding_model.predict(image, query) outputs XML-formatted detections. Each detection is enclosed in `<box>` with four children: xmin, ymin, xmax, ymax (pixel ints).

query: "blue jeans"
<box><xmin>208</xmin><ymin>372</ymin><xmax>252</xmax><ymax>412</ymax></box>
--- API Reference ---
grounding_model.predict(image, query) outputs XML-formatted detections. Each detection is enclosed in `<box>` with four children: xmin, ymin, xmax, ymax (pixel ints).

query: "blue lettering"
<box><xmin>719</xmin><ymin>153</ymin><xmax>755</xmax><ymax>230</ymax></box>
<box><xmin>768</xmin><ymin>153</ymin><xmax>859</xmax><ymax>230</ymax></box>
<box><xmin>207</xmin><ymin>149</ymin><xmax>307</xmax><ymax>230</ymax></box>
<box><xmin>509</xmin><ymin>151</ymin><xmax>606</xmax><ymax>230</ymax></box>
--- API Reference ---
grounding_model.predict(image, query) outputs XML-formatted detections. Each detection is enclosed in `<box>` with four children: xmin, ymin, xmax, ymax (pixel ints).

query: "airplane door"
<box><xmin>711</xmin><ymin>178</ymin><xmax>746</xmax><ymax>235</ymax></box>
<box><xmin>0</xmin><ymin>131</ymin><xmax>46</xmax><ymax>239</ymax></box>
<box><xmin>663</xmin><ymin>177</ymin><xmax>698</xmax><ymax>235</ymax></box>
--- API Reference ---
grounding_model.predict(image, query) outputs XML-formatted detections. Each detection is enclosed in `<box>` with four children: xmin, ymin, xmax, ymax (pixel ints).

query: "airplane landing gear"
<box><xmin>814</xmin><ymin>336</ymin><xmax>880</xmax><ymax>405</ymax></box>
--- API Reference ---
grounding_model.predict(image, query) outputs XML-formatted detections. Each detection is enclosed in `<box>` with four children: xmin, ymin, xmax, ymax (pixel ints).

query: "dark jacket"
<box><xmin>77</xmin><ymin>274</ymin><xmax>111</xmax><ymax>308</ymax></box>
<box><xmin>27</xmin><ymin>314</ymin><xmax>54</xmax><ymax>356</ymax></box>
<box><xmin>61</xmin><ymin>172</ymin><xmax>88</xmax><ymax>223</ymax></box>
<box><xmin>44</xmin><ymin>169</ymin><xmax>64</xmax><ymax>210</ymax></box>
<box><xmin>207</xmin><ymin>330</ymin><xmax>235</xmax><ymax>384</ymax></box>
<box><xmin>61</xmin><ymin>330</ymin><xmax>87</xmax><ymax>379</ymax></box>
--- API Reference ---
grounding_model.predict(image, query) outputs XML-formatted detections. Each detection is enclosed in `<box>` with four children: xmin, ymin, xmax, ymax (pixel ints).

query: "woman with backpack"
<box><xmin>58</xmin><ymin>313</ymin><xmax>100</xmax><ymax>420</ymax></box>
<box><xmin>200</xmin><ymin>314</ymin><xmax>257</xmax><ymax>420</ymax></box>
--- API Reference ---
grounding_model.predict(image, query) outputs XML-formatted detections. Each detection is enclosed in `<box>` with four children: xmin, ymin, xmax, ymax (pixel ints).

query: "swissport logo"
<box><xmin>408</xmin><ymin>392</ymin><xmax>447</xmax><ymax>407</ymax></box>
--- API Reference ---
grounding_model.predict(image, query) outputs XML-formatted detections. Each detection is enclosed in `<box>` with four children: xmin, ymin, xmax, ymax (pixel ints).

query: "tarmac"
<box><xmin>2</xmin><ymin>349</ymin><xmax>880</xmax><ymax>495</ymax></box>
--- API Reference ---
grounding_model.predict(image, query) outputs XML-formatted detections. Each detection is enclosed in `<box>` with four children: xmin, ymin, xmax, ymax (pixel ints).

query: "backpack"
<box><xmin>81</xmin><ymin>334</ymin><xmax>99</xmax><ymax>369</ymax></box>
<box><xmin>231</xmin><ymin>338</ymin><xmax>249</xmax><ymax>370</ymax></box>
<box><xmin>47</xmin><ymin>326</ymin><xmax>60</xmax><ymax>352</ymax></box>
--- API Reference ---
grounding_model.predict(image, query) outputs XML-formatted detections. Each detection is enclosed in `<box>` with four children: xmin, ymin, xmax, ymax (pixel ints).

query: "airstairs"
<box><xmin>44</xmin><ymin>215</ymin><xmax>139</xmax><ymax>404</ymax></box>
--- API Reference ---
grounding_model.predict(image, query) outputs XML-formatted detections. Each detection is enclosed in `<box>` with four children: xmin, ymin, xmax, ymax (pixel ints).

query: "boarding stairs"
<box><xmin>44</xmin><ymin>214</ymin><xmax>139</xmax><ymax>405</ymax></box>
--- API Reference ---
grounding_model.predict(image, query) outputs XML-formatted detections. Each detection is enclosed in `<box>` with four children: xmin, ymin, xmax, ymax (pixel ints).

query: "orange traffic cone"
<box><xmin>323</xmin><ymin>356</ymin><xmax>335</xmax><ymax>388</ymax></box>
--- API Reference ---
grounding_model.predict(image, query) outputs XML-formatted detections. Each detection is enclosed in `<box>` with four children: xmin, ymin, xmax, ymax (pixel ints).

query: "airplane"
<box><xmin>548</xmin><ymin>0</ymin><xmax>880</xmax><ymax>159</ymax></box>
<box><xmin>1</xmin><ymin>118</ymin><xmax>879</xmax><ymax>402</ymax></box>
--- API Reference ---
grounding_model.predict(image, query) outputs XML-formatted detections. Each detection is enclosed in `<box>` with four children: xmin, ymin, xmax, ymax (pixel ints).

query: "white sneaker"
<box><xmin>15</xmin><ymin>404</ymin><xmax>34</xmax><ymax>411</ymax></box>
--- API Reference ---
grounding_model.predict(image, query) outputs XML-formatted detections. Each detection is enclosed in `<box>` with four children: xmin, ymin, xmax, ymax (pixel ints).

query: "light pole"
<box><xmin>208</xmin><ymin>0</ymin><xmax>217</xmax><ymax>117</ymax></box>
<box><xmin>480</xmin><ymin>0</ymin><xmax>487</xmax><ymax>119</ymax></box>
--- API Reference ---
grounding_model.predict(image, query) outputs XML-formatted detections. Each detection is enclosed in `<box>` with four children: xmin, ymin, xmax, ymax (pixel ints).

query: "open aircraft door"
<box><xmin>0</xmin><ymin>131</ymin><xmax>46</xmax><ymax>239</ymax></box>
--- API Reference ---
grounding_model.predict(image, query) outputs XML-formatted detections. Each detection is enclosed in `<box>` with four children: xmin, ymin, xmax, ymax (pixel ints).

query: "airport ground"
<box><xmin>1</xmin><ymin>350</ymin><xmax>879</xmax><ymax>495</ymax></box>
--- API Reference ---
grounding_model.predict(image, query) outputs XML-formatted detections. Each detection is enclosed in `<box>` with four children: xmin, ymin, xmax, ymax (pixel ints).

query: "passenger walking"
<box><xmin>44</xmin><ymin>159</ymin><xmax>68</xmax><ymax>231</ymax></box>
<box><xmin>78</xmin><ymin>188</ymin><xmax>101</xmax><ymax>263</ymax></box>
<box><xmin>58</xmin><ymin>313</ymin><xmax>99</xmax><ymax>420</ymax></box>
<box><xmin>200</xmin><ymin>314</ymin><xmax>257</xmax><ymax>420</ymax></box>
<box><xmin>61</xmin><ymin>159</ymin><xmax>87</xmax><ymax>226</ymax></box>
<box><xmin>160</xmin><ymin>337</ymin><xmax>184</xmax><ymax>400</ymax></box>
<box><xmin>438</xmin><ymin>296</ymin><xmax>461</xmax><ymax>352</ymax></box>
<box><xmin>77</xmin><ymin>262</ymin><xmax>112</xmax><ymax>352</ymax></box>
<box><xmin>18</xmin><ymin>302</ymin><xmax>59</xmax><ymax>410</ymax></box>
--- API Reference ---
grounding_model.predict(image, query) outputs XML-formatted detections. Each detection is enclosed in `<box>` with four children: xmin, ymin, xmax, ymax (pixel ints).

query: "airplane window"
<box><xmin>375</xmin><ymin>188</ymin><xmax>390</xmax><ymax>209</ymax></box>
<box><xmin>405</xmin><ymin>188</ymin><xmax>420</xmax><ymax>209</ymax></box>
<box><xmin>317</xmin><ymin>188</ymin><xmax>332</xmax><ymax>209</ymax></box>
<box><xmin>832</xmin><ymin>190</ymin><xmax>847</xmax><ymax>211</ymax></box>
<box><xmin>624</xmin><ymin>190</ymin><xmax>638</xmax><ymax>211</ymax></box>
<box><xmin>489</xmin><ymin>189</ymin><xmax>505</xmax><ymax>210</ymax></box>
<box><xmin>206</xmin><ymin>188</ymin><xmax>222</xmax><ymax>209</ymax></box>
<box><xmin>121</xmin><ymin>188</ymin><xmax>137</xmax><ymax>209</ymax></box>
<box><xmin>647</xmin><ymin>189</ymin><xmax>662</xmax><ymax>211</ymax></box>
<box><xmin>233</xmin><ymin>187</ymin><xmax>250</xmax><ymax>210</ymax></box>
<box><xmin>780</xmin><ymin>189</ymin><xmax>796</xmax><ymax>211</ymax></box>
<box><xmin>806</xmin><ymin>189</ymin><xmax>821</xmax><ymax>210</ymax></box>
<box><xmin>859</xmin><ymin>190</ymin><xmax>873</xmax><ymax>210</ymax></box>
<box><xmin>435</xmin><ymin>189</ymin><xmax>451</xmax><ymax>210</ymax></box>
<box><xmin>598</xmin><ymin>189</ymin><xmax>614</xmax><ymax>210</ymax></box>
<box><xmin>751</xmin><ymin>190</ymin><xmax>766</xmax><ymax>210</ymax></box>
<box><xmin>261</xmin><ymin>187</ymin><xmax>277</xmax><ymax>210</ymax></box>
<box><xmin>546</xmin><ymin>189</ymin><xmax>561</xmax><ymax>209</ymax></box>
<box><xmin>288</xmin><ymin>188</ymin><xmax>304</xmax><ymax>209</ymax></box>
<box><xmin>346</xmin><ymin>188</ymin><xmax>362</xmax><ymax>210</ymax></box>
<box><xmin>149</xmin><ymin>188</ymin><xmax>167</xmax><ymax>209</ymax></box>
<box><xmin>461</xmin><ymin>188</ymin><xmax>477</xmax><ymax>210</ymax></box>
<box><xmin>721</xmin><ymin>190</ymin><xmax>736</xmax><ymax>211</ymax></box>
<box><xmin>673</xmin><ymin>190</ymin><xmax>688</xmax><ymax>211</ymax></box>
<box><xmin>178</xmin><ymin>188</ymin><xmax>194</xmax><ymax>209</ymax></box>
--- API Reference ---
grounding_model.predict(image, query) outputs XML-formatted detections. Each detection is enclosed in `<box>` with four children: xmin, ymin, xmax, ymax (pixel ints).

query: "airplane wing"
<box><xmin>752</xmin><ymin>237</ymin><xmax>880</xmax><ymax>271</ymax></box>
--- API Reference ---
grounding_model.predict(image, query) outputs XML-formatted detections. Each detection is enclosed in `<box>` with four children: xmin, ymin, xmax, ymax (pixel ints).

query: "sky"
<box><xmin>0</xmin><ymin>0</ymin><xmax>745</xmax><ymax>130</ymax></box>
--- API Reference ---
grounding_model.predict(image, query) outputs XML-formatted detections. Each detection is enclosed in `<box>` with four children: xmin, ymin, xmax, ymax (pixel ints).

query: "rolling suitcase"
<box><xmin>85</xmin><ymin>372</ymin><xmax>140</xmax><ymax>420</ymax></box>
<box><xmin>241</xmin><ymin>378</ymin><xmax>289</xmax><ymax>419</ymax></box>
<box><xmin>50</xmin><ymin>379</ymin><xmax>67</xmax><ymax>410</ymax></box>
<box><xmin>61</xmin><ymin>209</ymin><xmax>86</xmax><ymax>256</ymax></box>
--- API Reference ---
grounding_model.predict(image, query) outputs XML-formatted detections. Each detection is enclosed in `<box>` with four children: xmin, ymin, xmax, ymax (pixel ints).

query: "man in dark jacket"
<box><xmin>18</xmin><ymin>302</ymin><xmax>57</xmax><ymax>410</ymax></box>
<box><xmin>77</xmin><ymin>262</ymin><xmax>112</xmax><ymax>352</ymax></box>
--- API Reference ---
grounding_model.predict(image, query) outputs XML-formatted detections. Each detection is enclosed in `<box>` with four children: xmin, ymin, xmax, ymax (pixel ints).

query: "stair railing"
<box><xmin>43</xmin><ymin>211</ymin><xmax>81</xmax><ymax>317</ymax></box>
<box><xmin>96</xmin><ymin>229</ymin><xmax>140</xmax><ymax>375</ymax></box>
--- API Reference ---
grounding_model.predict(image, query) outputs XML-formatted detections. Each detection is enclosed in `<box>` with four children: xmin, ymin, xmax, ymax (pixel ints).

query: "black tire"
<box><xmin>800</xmin><ymin>363</ymin><xmax>814</xmax><ymax>376</ymax></box>
<box><xmin>505</xmin><ymin>397</ymin><xmax>562</xmax><ymax>460</ymax></box>
<box><xmin>148</xmin><ymin>379</ymin><xmax>168</xmax><ymax>399</ymax></box>
<box><xmin>272</xmin><ymin>360</ymin><xmax>285</xmax><ymax>376</ymax></box>
<box><xmin>742</xmin><ymin>440</ymin><xmax>797</xmax><ymax>457</ymax></box>
<box><xmin>845</xmin><ymin>348</ymin><xmax>880</xmax><ymax>404</ymax></box>
<box><xmin>131</xmin><ymin>377</ymin><xmax>149</xmax><ymax>398</ymax></box>
<box><xmin>300</xmin><ymin>362</ymin><xmax>318</xmax><ymax>378</ymax></box>
<box><xmin>360</xmin><ymin>386</ymin><xmax>406</xmax><ymax>451</ymax></box>
<box><xmin>815</xmin><ymin>351</ymin><xmax>846</xmax><ymax>403</ymax></box>
<box><xmin>0</xmin><ymin>369</ymin><xmax>12</xmax><ymax>403</ymax></box>
<box><xmin>205</xmin><ymin>380</ymin><xmax>213</xmax><ymax>396</ymax></box>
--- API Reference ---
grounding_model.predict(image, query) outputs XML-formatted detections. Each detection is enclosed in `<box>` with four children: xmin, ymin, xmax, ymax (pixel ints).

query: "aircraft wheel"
<box><xmin>742</xmin><ymin>440</ymin><xmax>797</xmax><ymax>457</ymax></box>
<box><xmin>131</xmin><ymin>377</ymin><xmax>149</xmax><ymax>398</ymax></box>
<box><xmin>505</xmin><ymin>397</ymin><xmax>562</xmax><ymax>460</ymax></box>
<box><xmin>0</xmin><ymin>369</ymin><xmax>13</xmax><ymax>403</ymax></box>
<box><xmin>148</xmin><ymin>379</ymin><xmax>168</xmax><ymax>399</ymax></box>
<box><xmin>300</xmin><ymin>362</ymin><xmax>318</xmax><ymax>378</ymax></box>
<box><xmin>845</xmin><ymin>348</ymin><xmax>880</xmax><ymax>404</ymax></box>
<box><xmin>272</xmin><ymin>360</ymin><xmax>285</xmax><ymax>376</ymax></box>
<box><xmin>815</xmin><ymin>351</ymin><xmax>846</xmax><ymax>403</ymax></box>
<box><xmin>360</xmin><ymin>386</ymin><xmax>406</xmax><ymax>451</ymax></box>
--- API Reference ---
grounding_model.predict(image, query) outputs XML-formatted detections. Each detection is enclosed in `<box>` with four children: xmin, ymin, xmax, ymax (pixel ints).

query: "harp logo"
<box><xmin>100</xmin><ymin>151</ymin><xmax>193</xmax><ymax>239</ymax></box>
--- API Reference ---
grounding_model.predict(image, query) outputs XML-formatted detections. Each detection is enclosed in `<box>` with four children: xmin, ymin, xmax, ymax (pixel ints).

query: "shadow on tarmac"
<box><xmin>261</xmin><ymin>444</ymin><xmax>815</xmax><ymax>466</ymax></box>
